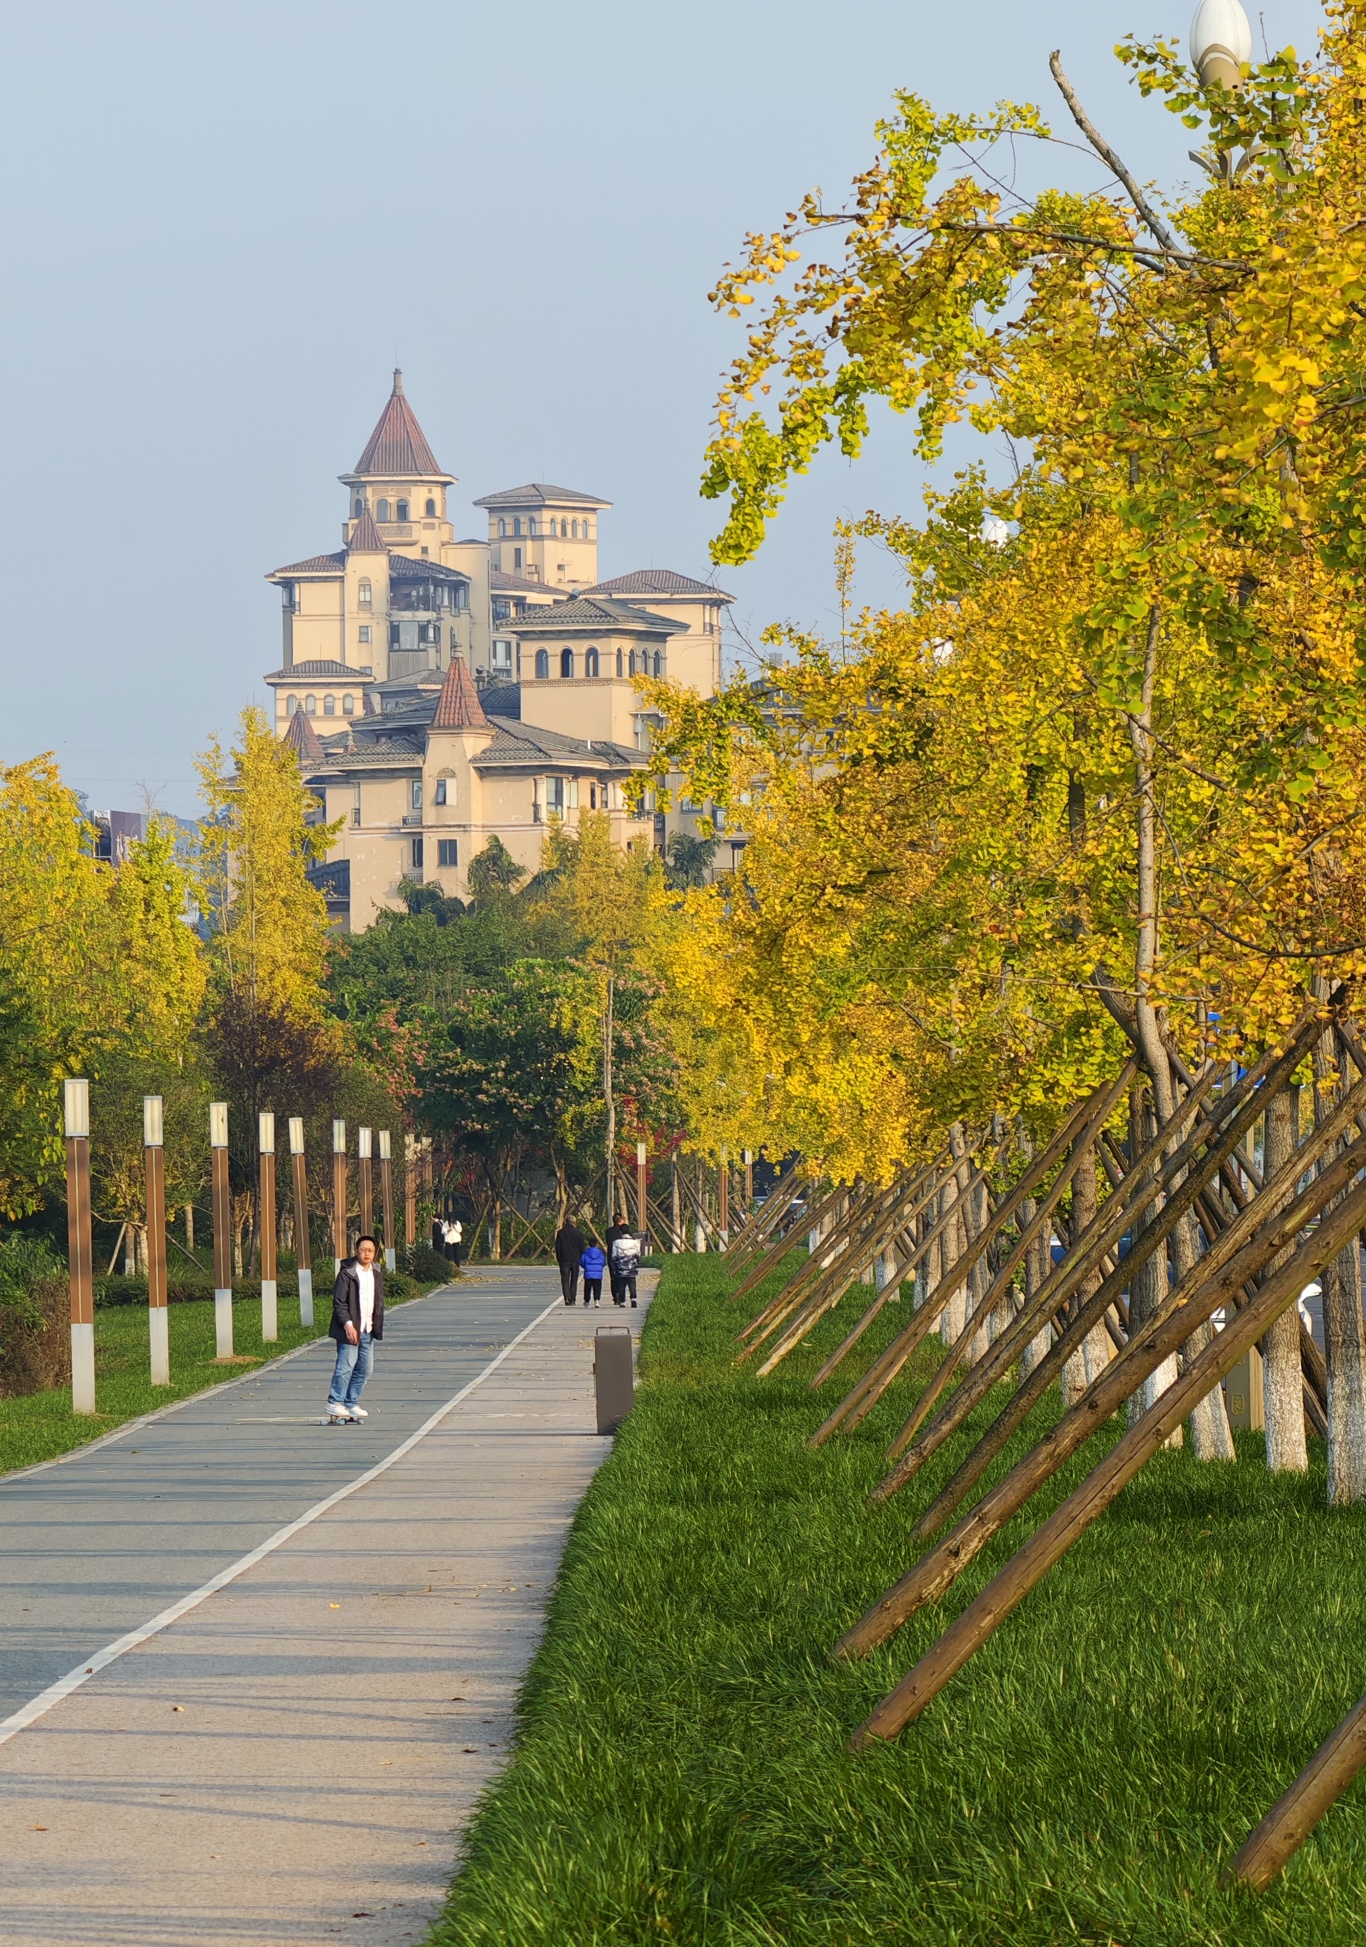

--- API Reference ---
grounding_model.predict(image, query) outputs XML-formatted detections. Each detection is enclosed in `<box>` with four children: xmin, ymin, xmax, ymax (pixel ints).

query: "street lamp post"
<box><xmin>636</xmin><ymin>1140</ymin><xmax>648</xmax><ymax>1238</ymax></box>
<box><xmin>65</xmin><ymin>1079</ymin><xmax>96</xmax><ymax>1415</ymax></box>
<box><xmin>144</xmin><ymin>1094</ymin><xmax>170</xmax><ymax>1385</ymax></box>
<box><xmin>332</xmin><ymin>1119</ymin><xmax>348</xmax><ymax>1272</ymax></box>
<box><xmin>259</xmin><ymin>1111</ymin><xmax>277</xmax><ymax>1343</ymax></box>
<box><xmin>210</xmin><ymin>1100</ymin><xmax>233</xmax><ymax>1358</ymax></box>
<box><xmin>379</xmin><ymin>1130</ymin><xmax>396</xmax><ymax>1271</ymax></box>
<box><xmin>1190</xmin><ymin>0</ymin><xmax>1252</xmax><ymax>90</ymax></box>
<box><xmin>289</xmin><ymin>1116</ymin><xmax>313</xmax><ymax>1326</ymax></box>
<box><xmin>404</xmin><ymin>1133</ymin><xmax>418</xmax><ymax>1252</ymax></box>
<box><xmin>358</xmin><ymin>1126</ymin><xmax>373</xmax><ymax>1239</ymax></box>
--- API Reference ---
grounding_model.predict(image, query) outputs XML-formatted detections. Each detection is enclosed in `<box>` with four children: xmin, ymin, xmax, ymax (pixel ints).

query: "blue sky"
<box><xmin>0</xmin><ymin>0</ymin><xmax>1327</xmax><ymax>814</ymax></box>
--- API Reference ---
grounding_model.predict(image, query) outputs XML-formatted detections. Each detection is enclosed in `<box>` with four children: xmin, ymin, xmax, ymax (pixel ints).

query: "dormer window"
<box><xmin>397</xmin><ymin>499</ymin><xmax>409</xmax><ymax>521</ymax></box>
<box><xmin>377</xmin><ymin>499</ymin><xmax>391</xmax><ymax>521</ymax></box>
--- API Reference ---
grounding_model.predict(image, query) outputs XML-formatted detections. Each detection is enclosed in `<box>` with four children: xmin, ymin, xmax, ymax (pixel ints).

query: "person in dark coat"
<box><xmin>326</xmin><ymin>1235</ymin><xmax>385</xmax><ymax>1423</ymax></box>
<box><xmin>554</xmin><ymin>1217</ymin><xmax>587</xmax><ymax>1305</ymax></box>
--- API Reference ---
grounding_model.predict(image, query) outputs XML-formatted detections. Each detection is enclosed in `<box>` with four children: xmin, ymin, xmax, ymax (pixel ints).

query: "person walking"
<box><xmin>448</xmin><ymin>1216</ymin><xmax>464</xmax><ymax>1267</ymax></box>
<box><xmin>555</xmin><ymin>1215</ymin><xmax>586</xmax><ymax>1305</ymax></box>
<box><xmin>326</xmin><ymin>1234</ymin><xmax>384</xmax><ymax>1423</ymax></box>
<box><xmin>580</xmin><ymin>1235</ymin><xmax>606</xmax><ymax>1308</ymax></box>
<box><xmin>607</xmin><ymin>1218</ymin><xmax>642</xmax><ymax>1308</ymax></box>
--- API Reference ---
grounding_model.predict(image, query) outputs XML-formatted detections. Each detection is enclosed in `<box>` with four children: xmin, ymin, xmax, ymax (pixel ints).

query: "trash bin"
<box><xmin>594</xmin><ymin>1326</ymin><xmax>634</xmax><ymax>1434</ymax></box>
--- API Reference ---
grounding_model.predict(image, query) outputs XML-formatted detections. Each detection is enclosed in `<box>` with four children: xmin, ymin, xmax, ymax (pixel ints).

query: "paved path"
<box><xmin>0</xmin><ymin>1267</ymin><xmax>653</xmax><ymax>1945</ymax></box>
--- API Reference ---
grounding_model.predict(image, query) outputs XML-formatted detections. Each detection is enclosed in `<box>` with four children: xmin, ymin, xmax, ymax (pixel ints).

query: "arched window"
<box><xmin>354</xmin><ymin>499</ymin><xmax>363</xmax><ymax>517</ymax></box>
<box><xmin>571</xmin><ymin>519</ymin><xmax>579</xmax><ymax>538</ymax></box>
<box><xmin>342</xmin><ymin>693</ymin><xmax>355</xmax><ymax>715</ymax></box>
<box><xmin>585</xmin><ymin>646</ymin><xmax>599</xmax><ymax>678</ymax></box>
<box><xmin>498</xmin><ymin>517</ymin><xmax>507</xmax><ymax>537</ymax></box>
<box><xmin>616</xmin><ymin>648</ymin><xmax>623</xmax><ymax>677</ymax></box>
<box><xmin>535</xmin><ymin>649</ymin><xmax>550</xmax><ymax>679</ymax></box>
<box><xmin>513</xmin><ymin>516</ymin><xmax>522</xmax><ymax>536</ymax></box>
<box><xmin>396</xmin><ymin>499</ymin><xmax>409</xmax><ymax>522</ymax></box>
<box><xmin>324</xmin><ymin>694</ymin><xmax>336</xmax><ymax>716</ymax></box>
<box><xmin>560</xmin><ymin>647</ymin><xmax>574</xmax><ymax>679</ymax></box>
<box><xmin>528</xmin><ymin>516</ymin><xmax>537</xmax><ymax>537</ymax></box>
<box><xmin>425</xmin><ymin>497</ymin><xmax>436</xmax><ymax>517</ymax></box>
<box><xmin>305</xmin><ymin>694</ymin><xmax>317</xmax><ymax>714</ymax></box>
<box><xmin>653</xmin><ymin>651</ymin><xmax>663</xmax><ymax>676</ymax></box>
<box><xmin>358</xmin><ymin>578</ymin><xmax>372</xmax><ymax>607</ymax></box>
<box><xmin>287</xmin><ymin>694</ymin><xmax>299</xmax><ymax>715</ymax></box>
<box><xmin>377</xmin><ymin>499</ymin><xmax>390</xmax><ymax>521</ymax></box>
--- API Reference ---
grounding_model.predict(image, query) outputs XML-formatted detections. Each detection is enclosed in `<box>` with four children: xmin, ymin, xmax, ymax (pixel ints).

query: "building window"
<box><xmin>585</xmin><ymin>646</ymin><xmax>599</xmax><ymax>677</ymax></box>
<box><xmin>377</xmin><ymin>500</ymin><xmax>390</xmax><ymax>521</ymax></box>
<box><xmin>359</xmin><ymin>624</ymin><xmax>371</xmax><ymax>644</ymax></box>
<box><xmin>343</xmin><ymin>694</ymin><xmax>355</xmax><ymax>715</ymax></box>
<box><xmin>498</xmin><ymin>517</ymin><xmax>507</xmax><ymax>537</ymax></box>
<box><xmin>492</xmin><ymin>638</ymin><xmax>513</xmax><ymax>672</ymax></box>
<box><xmin>434</xmin><ymin>777</ymin><xmax>448</xmax><ymax>805</ymax></box>
<box><xmin>705</xmin><ymin>606</ymin><xmax>716</xmax><ymax>634</ymax></box>
<box><xmin>324</xmin><ymin>694</ymin><xmax>336</xmax><ymax>715</ymax></box>
<box><xmin>544</xmin><ymin>776</ymin><xmax>566</xmax><ymax>815</ymax></box>
<box><xmin>305</xmin><ymin>694</ymin><xmax>317</xmax><ymax>714</ymax></box>
<box><xmin>589</xmin><ymin>783</ymin><xmax>598</xmax><ymax>809</ymax></box>
<box><xmin>410</xmin><ymin>779</ymin><xmax>423</xmax><ymax>811</ymax></box>
<box><xmin>513</xmin><ymin>516</ymin><xmax>522</xmax><ymax>537</ymax></box>
<box><xmin>514</xmin><ymin>547</ymin><xmax>523</xmax><ymax>570</ymax></box>
<box><xmin>528</xmin><ymin>516</ymin><xmax>537</xmax><ymax>537</ymax></box>
<box><xmin>425</xmin><ymin>497</ymin><xmax>437</xmax><ymax>517</ymax></box>
<box><xmin>397</xmin><ymin>499</ymin><xmax>409</xmax><ymax>521</ymax></box>
<box><xmin>535</xmin><ymin>649</ymin><xmax>549</xmax><ymax>679</ymax></box>
<box><xmin>653</xmin><ymin>651</ymin><xmax>663</xmax><ymax>676</ymax></box>
<box><xmin>437</xmin><ymin>838</ymin><xmax>458</xmax><ymax>867</ymax></box>
<box><xmin>560</xmin><ymin>647</ymin><xmax>574</xmax><ymax>679</ymax></box>
<box><xmin>411</xmin><ymin>838</ymin><xmax>424</xmax><ymax>869</ymax></box>
<box><xmin>287</xmin><ymin>694</ymin><xmax>299</xmax><ymax>715</ymax></box>
<box><xmin>359</xmin><ymin>579</ymin><xmax>372</xmax><ymax>607</ymax></box>
<box><xmin>616</xmin><ymin>648</ymin><xmax>624</xmax><ymax>677</ymax></box>
<box><xmin>354</xmin><ymin>499</ymin><xmax>363</xmax><ymax>517</ymax></box>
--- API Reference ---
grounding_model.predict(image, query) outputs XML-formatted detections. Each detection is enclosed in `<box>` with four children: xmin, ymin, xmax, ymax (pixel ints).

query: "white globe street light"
<box><xmin>1190</xmin><ymin>0</ymin><xmax>1254</xmax><ymax>89</ymax></box>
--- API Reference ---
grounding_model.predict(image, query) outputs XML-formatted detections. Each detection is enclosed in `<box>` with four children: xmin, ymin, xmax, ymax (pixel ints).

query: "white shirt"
<box><xmin>356</xmin><ymin>1263</ymin><xmax>376</xmax><ymax>1334</ymax></box>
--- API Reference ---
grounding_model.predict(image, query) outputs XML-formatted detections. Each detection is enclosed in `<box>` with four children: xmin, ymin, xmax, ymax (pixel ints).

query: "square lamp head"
<box><xmin>378</xmin><ymin>1130</ymin><xmax>392</xmax><ymax>1161</ymax></box>
<box><xmin>358</xmin><ymin>1126</ymin><xmax>372</xmax><ymax>1159</ymax></box>
<box><xmin>143</xmin><ymin>1095</ymin><xmax>164</xmax><ymax>1148</ymax></box>
<box><xmin>64</xmin><ymin>1078</ymin><xmax>91</xmax><ymax>1140</ymax></box>
<box><xmin>288</xmin><ymin>1116</ymin><xmax>305</xmax><ymax>1155</ymax></box>
<box><xmin>332</xmin><ymin>1119</ymin><xmax>346</xmax><ymax>1155</ymax></box>
<box><xmin>259</xmin><ymin>1111</ymin><xmax>275</xmax><ymax>1154</ymax></box>
<box><xmin>210</xmin><ymin>1102</ymin><xmax>229</xmax><ymax>1149</ymax></box>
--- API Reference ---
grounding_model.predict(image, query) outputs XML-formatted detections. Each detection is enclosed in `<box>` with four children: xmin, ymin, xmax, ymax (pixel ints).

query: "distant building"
<box><xmin>265</xmin><ymin>374</ymin><xmax>736</xmax><ymax>930</ymax></box>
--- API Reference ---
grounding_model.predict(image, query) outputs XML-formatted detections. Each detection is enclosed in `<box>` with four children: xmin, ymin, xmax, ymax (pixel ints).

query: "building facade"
<box><xmin>265</xmin><ymin>374</ymin><xmax>735</xmax><ymax>930</ymax></box>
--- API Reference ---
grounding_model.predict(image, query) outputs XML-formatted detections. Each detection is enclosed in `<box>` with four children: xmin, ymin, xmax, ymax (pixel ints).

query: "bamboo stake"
<box><xmin>836</xmin><ymin>1119</ymin><xmax>1366</xmax><ymax>1661</ymax></box>
<box><xmin>848</xmin><ymin>1164</ymin><xmax>1366</xmax><ymax>1746</ymax></box>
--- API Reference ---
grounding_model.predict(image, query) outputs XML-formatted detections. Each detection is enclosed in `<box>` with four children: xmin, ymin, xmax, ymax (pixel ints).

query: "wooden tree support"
<box><xmin>1224</xmin><ymin>1692</ymin><xmax>1366</xmax><ymax>1889</ymax></box>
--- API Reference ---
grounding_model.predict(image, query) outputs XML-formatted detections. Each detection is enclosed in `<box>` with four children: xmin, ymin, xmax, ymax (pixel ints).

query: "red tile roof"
<box><xmin>268</xmin><ymin>551</ymin><xmax>346</xmax><ymax>579</ymax></box>
<box><xmin>283</xmin><ymin>709</ymin><xmax>327</xmax><ymax>763</ymax></box>
<box><xmin>586</xmin><ymin>568</ymin><xmax>734</xmax><ymax>601</ymax></box>
<box><xmin>353</xmin><ymin>370</ymin><xmax>447</xmax><ymax>478</ymax></box>
<box><xmin>348</xmin><ymin>504</ymin><xmax>387</xmax><ymax>552</ymax></box>
<box><xmin>431</xmin><ymin>656</ymin><xmax>488</xmax><ymax>731</ymax></box>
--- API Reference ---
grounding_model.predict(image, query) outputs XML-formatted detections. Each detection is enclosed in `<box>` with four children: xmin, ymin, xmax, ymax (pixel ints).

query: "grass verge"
<box><xmin>0</xmin><ymin>1281</ymin><xmax>440</xmax><ymax>1478</ymax></box>
<box><xmin>428</xmin><ymin>1252</ymin><xmax>1366</xmax><ymax>1947</ymax></box>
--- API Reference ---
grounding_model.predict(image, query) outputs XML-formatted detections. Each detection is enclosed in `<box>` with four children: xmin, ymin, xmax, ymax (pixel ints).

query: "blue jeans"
<box><xmin>328</xmin><ymin>1331</ymin><xmax>374</xmax><ymax>1406</ymax></box>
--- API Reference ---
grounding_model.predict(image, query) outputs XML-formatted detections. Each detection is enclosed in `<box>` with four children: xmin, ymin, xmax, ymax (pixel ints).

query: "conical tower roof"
<box><xmin>283</xmin><ymin>707</ymin><xmax>327</xmax><ymax>764</ymax></box>
<box><xmin>348</xmin><ymin>503</ymin><xmax>387</xmax><ymax>553</ymax></box>
<box><xmin>431</xmin><ymin>655</ymin><xmax>488</xmax><ymax>730</ymax></box>
<box><xmin>351</xmin><ymin>370</ymin><xmax>449</xmax><ymax>479</ymax></box>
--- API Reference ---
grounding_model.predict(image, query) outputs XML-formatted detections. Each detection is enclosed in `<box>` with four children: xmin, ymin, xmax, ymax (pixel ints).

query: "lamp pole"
<box><xmin>259</xmin><ymin>1111</ymin><xmax>277</xmax><ymax>1343</ymax></box>
<box><xmin>743</xmin><ymin>1148</ymin><xmax>754</xmax><ymax>1210</ymax></box>
<box><xmin>332</xmin><ymin>1119</ymin><xmax>348</xmax><ymax>1272</ymax></box>
<box><xmin>636</xmin><ymin>1140</ymin><xmax>648</xmax><ymax>1239</ymax></box>
<box><xmin>144</xmin><ymin>1094</ymin><xmax>170</xmax><ymax>1385</ymax></box>
<box><xmin>64</xmin><ymin>1078</ymin><xmax>96</xmax><ymax>1415</ymax></box>
<box><xmin>404</xmin><ymin>1133</ymin><xmax>418</xmax><ymax>1252</ymax></box>
<box><xmin>379</xmin><ymin>1129</ymin><xmax>396</xmax><ymax>1271</ymax></box>
<box><xmin>210</xmin><ymin>1101</ymin><xmax>233</xmax><ymax>1358</ymax></box>
<box><xmin>289</xmin><ymin>1116</ymin><xmax>313</xmax><ymax>1326</ymax></box>
<box><xmin>358</xmin><ymin>1126</ymin><xmax>373</xmax><ymax>1238</ymax></box>
<box><xmin>719</xmin><ymin>1148</ymin><xmax>730</xmax><ymax>1246</ymax></box>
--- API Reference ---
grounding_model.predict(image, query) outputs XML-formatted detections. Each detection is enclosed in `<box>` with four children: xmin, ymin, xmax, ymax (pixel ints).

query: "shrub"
<box><xmin>403</xmin><ymin>1242</ymin><xmax>454</xmax><ymax>1283</ymax></box>
<box><xmin>0</xmin><ymin>1234</ymin><xmax>68</xmax><ymax>1397</ymax></box>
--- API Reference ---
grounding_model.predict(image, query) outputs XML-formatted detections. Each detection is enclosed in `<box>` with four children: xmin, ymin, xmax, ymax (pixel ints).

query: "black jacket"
<box><xmin>330</xmin><ymin>1258</ymin><xmax>386</xmax><ymax>1342</ymax></box>
<box><xmin>554</xmin><ymin>1223</ymin><xmax>586</xmax><ymax>1270</ymax></box>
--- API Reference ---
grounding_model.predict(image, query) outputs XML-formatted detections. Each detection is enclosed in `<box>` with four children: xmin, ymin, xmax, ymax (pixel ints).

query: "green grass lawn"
<box><xmin>429</xmin><ymin>1253</ymin><xmax>1366</xmax><ymax>1947</ymax></box>
<box><xmin>0</xmin><ymin>1282</ymin><xmax>436</xmax><ymax>1478</ymax></box>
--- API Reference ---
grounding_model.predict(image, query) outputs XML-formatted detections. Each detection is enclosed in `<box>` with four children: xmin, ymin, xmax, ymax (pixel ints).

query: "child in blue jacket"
<box><xmin>580</xmin><ymin>1239</ymin><xmax>606</xmax><ymax>1307</ymax></box>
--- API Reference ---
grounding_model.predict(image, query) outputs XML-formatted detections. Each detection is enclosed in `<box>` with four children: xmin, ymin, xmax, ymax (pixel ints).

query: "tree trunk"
<box><xmin>1062</xmin><ymin>1142</ymin><xmax>1108</xmax><ymax>1405</ymax></box>
<box><xmin>1261</xmin><ymin>1085</ymin><xmax>1308</xmax><ymax>1474</ymax></box>
<box><xmin>1315</xmin><ymin>1011</ymin><xmax>1366</xmax><ymax>1503</ymax></box>
<box><xmin>185</xmin><ymin>1204</ymin><xmax>195</xmax><ymax>1251</ymax></box>
<box><xmin>670</xmin><ymin>1152</ymin><xmax>681</xmax><ymax>1252</ymax></box>
<box><xmin>1127</xmin><ymin>1085</ymin><xmax>1182</xmax><ymax>1444</ymax></box>
<box><xmin>940</xmin><ymin>1132</ymin><xmax>969</xmax><ymax>1346</ymax></box>
<box><xmin>1018</xmin><ymin>1192</ymin><xmax>1053</xmax><ymax>1376</ymax></box>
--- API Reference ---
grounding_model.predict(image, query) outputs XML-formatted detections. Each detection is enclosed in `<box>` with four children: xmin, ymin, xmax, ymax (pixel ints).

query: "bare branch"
<box><xmin>1049</xmin><ymin>51</ymin><xmax>1182</xmax><ymax>255</ymax></box>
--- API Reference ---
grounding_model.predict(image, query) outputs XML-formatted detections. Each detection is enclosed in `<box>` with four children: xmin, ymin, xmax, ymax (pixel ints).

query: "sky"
<box><xmin>0</xmin><ymin>0</ymin><xmax>1329</xmax><ymax>816</ymax></box>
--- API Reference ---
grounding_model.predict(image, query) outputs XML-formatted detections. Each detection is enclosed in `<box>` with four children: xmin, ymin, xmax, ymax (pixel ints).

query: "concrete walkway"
<box><xmin>0</xmin><ymin>1266</ymin><xmax>654</xmax><ymax>1946</ymax></box>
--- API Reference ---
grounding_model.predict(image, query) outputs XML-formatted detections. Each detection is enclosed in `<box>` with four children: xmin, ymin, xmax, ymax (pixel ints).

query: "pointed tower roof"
<box><xmin>348</xmin><ymin>503</ymin><xmax>387</xmax><ymax>553</ymax></box>
<box><xmin>431</xmin><ymin>656</ymin><xmax>488</xmax><ymax>731</ymax></box>
<box><xmin>350</xmin><ymin>370</ymin><xmax>451</xmax><ymax>479</ymax></box>
<box><xmin>283</xmin><ymin>708</ymin><xmax>327</xmax><ymax>764</ymax></box>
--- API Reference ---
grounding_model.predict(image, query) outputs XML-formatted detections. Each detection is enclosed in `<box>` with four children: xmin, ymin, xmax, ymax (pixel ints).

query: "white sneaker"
<box><xmin>348</xmin><ymin>1405</ymin><xmax>368</xmax><ymax>1419</ymax></box>
<box><xmin>327</xmin><ymin>1403</ymin><xmax>353</xmax><ymax>1422</ymax></box>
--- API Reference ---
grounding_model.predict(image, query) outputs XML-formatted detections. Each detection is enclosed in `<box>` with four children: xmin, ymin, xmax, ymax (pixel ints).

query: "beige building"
<box><xmin>265</xmin><ymin>374</ymin><xmax>737</xmax><ymax>929</ymax></box>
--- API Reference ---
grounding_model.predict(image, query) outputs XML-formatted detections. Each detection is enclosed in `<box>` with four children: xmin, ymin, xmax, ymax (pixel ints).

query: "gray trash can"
<box><xmin>594</xmin><ymin>1326</ymin><xmax>634</xmax><ymax>1434</ymax></box>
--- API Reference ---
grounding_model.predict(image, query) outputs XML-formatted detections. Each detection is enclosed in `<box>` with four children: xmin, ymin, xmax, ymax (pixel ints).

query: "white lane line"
<box><xmin>0</xmin><ymin>1292</ymin><xmax>564</xmax><ymax>1748</ymax></box>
